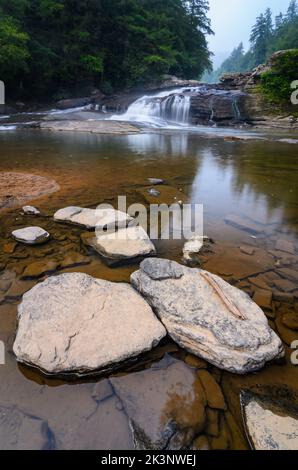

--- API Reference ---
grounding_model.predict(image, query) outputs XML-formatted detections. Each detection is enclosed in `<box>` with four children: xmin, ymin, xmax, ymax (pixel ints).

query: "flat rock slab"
<box><xmin>22</xmin><ymin>206</ymin><xmax>41</xmax><ymax>216</ymax></box>
<box><xmin>241</xmin><ymin>392</ymin><xmax>298</xmax><ymax>450</ymax></box>
<box><xmin>13</xmin><ymin>273</ymin><xmax>166</xmax><ymax>376</ymax></box>
<box><xmin>12</xmin><ymin>227</ymin><xmax>50</xmax><ymax>245</ymax></box>
<box><xmin>224</xmin><ymin>214</ymin><xmax>265</xmax><ymax>235</ymax></box>
<box><xmin>110</xmin><ymin>359</ymin><xmax>207</xmax><ymax>450</ymax></box>
<box><xmin>0</xmin><ymin>172</ymin><xmax>59</xmax><ymax>210</ymax></box>
<box><xmin>40</xmin><ymin>120</ymin><xmax>140</xmax><ymax>135</ymax></box>
<box><xmin>0</xmin><ymin>404</ymin><xmax>54</xmax><ymax>450</ymax></box>
<box><xmin>131</xmin><ymin>259</ymin><xmax>284</xmax><ymax>374</ymax></box>
<box><xmin>85</xmin><ymin>226</ymin><xmax>156</xmax><ymax>263</ymax></box>
<box><xmin>54</xmin><ymin>206</ymin><xmax>132</xmax><ymax>230</ymax></box>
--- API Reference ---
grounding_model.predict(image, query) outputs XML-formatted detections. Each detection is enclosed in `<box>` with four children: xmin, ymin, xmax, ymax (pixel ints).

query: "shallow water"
<box><xmin>0</xmin><ymin>128</ymin><xmax>297</xmax><ymax>450</ymax></box>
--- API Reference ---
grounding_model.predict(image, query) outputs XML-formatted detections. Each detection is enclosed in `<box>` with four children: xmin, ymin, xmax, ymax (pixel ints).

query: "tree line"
<box><xmin>205</xmin><ymin>0</ymin><xmax>298</xmax><ymax>83</ymax></box>
<box><xmin>0</xmin><ymin>0</ymin><xmax>213</xmax><ymax>100</ymax></box>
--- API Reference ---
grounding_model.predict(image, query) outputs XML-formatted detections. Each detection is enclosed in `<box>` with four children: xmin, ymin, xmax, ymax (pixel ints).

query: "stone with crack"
<box><xmin>13</xmin><ymin>273</ymin><xmax>166</xmax><ymax>376</ymax></box>
<box><xmin>130</xmin><ymin>258</ymin><xmax>284</xmax><ymax>374</ymax></box>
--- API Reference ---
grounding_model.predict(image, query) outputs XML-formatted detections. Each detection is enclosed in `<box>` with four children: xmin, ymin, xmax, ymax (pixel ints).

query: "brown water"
<box><xmin>0</xmin><ymin>128</ymin><xmax>297</xmax><ymax>450</ymax></box>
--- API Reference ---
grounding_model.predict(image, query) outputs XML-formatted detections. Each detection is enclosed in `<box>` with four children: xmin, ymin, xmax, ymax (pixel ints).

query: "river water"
<box><xmin>0</xmin><ymin>126</ymin><xmax>297</xmax><ymax>449</ymax></box>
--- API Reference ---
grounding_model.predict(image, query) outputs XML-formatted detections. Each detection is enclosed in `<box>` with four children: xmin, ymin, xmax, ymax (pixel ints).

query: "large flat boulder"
<box><xmin>130</xmin><ymin>259</ymin><xmax>284</xmax><ymax>374</ymax></box>
<box><xmin>82</xmin><ymin>226</ymin><xmax>156</xmax><ymax>264</ymax></box>
<box><xmin>54</xmin><ymin>206</ymin><xmax>133</xmax><ymax>230</ymax></box>
<box><xmin>13</xmin><ymin>273</ymin><xmax>166</xmax><ymax>376</ymax></box>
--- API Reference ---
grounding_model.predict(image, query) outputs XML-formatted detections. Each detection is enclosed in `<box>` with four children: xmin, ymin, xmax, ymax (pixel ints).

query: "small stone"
<box><xmin>147</xmin><ymin>178</ymin><xmax>165</xmax><ymax>185</ymax></box>
<box><xmin>147</xmin><ymin>188</ymin><xmax>160</xmax><ymax>197</ymax></box>
<box><xmin>21</xmin><ymin>260</ymin><xmax>58</xmax><ymax>279</ymax></box>
<box><xmin>3</xmin><ymin>242</ymin><xmax>17</xmax><ymax>254</ymax></box>
<box><xmin>276</xmin><ymin>268</ymin><xmax>298</xmax><ymax>284</ymax></box>
<box><xmin>5</xmin><ymin>279</ymin><xmax>33</xmax><ymax>301</ymax></box>
<box><xmin>92</xmin><ymin>381</ymin><xmax>114</xmax><ymax>402</ymax></box>
<box><xmin>12</xmin><ymin>227</ymin><xmax>50</xmax><ymax>245</ymax></box>
<box><xmin>22</xmin><ymin>206</ymin><xmax>41</xmax><ymax>216</ymax></box>
<box><xmin>281</xmin><ymin>312</ymin><xmax>298</xmax><ymax>331</ymax></box>
<box><xmin>272</xmin><ymin>291</ymin><xmax>294</xmax><ymax>304</ymax></box>
<box><xmin>249</xmin><ymin>276</ymin><xmax>271</xmax><ymax>291</ymax></box>
<box><xmin>253</xmin><ymin>289</ymin><xmax>273</xmax><ymax>311</ymax></box>
<box><xmin>60</xmin><ymin>253</ymin><xmax>91</xmax><ymax>270</ymax></box>
<box><xmin>240</xmin><ymin>246</ymin><xmax>255</xmax><ymax>256</ymax></box>
<box><xmin>275</xmin><ymin>240</ymin><xmax>295</xmax><ymax>255</ymax></box>
<box><xmin>197</xmin><ymin>370</ymin><xmax>226</xmax><ymax>410</ymax></box>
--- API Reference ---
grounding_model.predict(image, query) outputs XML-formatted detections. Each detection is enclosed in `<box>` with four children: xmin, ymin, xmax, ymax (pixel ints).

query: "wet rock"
<box><xmin>273</xmin><ymin>291</ymin><xmax>295</xmax><ymax>304</ymax></box>
<box><xmin>197</xmin><ymin>370</ymin><xmax>226</xmax><ymax>410</ymax></box>
<box><xmin>84</xmin><ymin>226</ymin><xmax>156</xmax><ymax>264</ymax></box>
<box><xmin>137</xmin><ymin>185</ymin><xmax>187</xmax><ymax>206</ymax></box>
<box><xmin>224</xmin><ymin>214</ymin><xmax>264</xmax><ymax>235</ymax></box>
<box><xmin>184</xmin><ymin>354</ymin><xmax>208</xmax><ymax>369</ymax></box>
<box><xmin>131</xmin><ymin>258</ymin><xmax>283</xmax><ymax>374</ymax></box>
<box><xmin>0</xmin><ymin>405</ymin><xmax>54</xmax><ymax>450</ymax></box>
<box><xmin>147</xmin><ymin>178</ymin><xmax>165</xmax><ymax>185</ymax></box>
<box><xmin>40</xmin><ymin>120</ymin><xmax>140</xmax><ymax>135</ymax></box>
<box><xmin>240</xmin><ymin>246</ymin><xmax>255</xmax><ymax>256</ymax></box>
<box><xmin>21</xmin><ymin>260</ymin><xmax>59</xmax><ymax>279</ymax></box>
<box><xmin>54</xmin><ymin>206</ymin><xmax>133</xmax><ymax>230</ymax></box>
<box><xmin>56</xmin><ymin>97</ymin><xmax>91</xmax><ymax>110</ymax></box>
<box><xmin>276</xmin><ymin>268</ymin><xmax>298</xmax><ymax>284</ymax></box>
<box><xmin>253</xmin><ymin>289</ymin><xmax>273</xmax><ymax>311</ymax></box>
<box><xmin>281</xmin><ymin>312</ymin><xmax>298</xmax><ymax>331</ymax></box>
<box><xmin>206</xmin><ymin>408</ymin><xmax>220</xmax><ymax>437</ymax></box>
<box><xmin>209</xmin><ymin>415</ymin><xmax>230</xmax><ymax>450</ymax></box>
<box><xmin>275</xmin><ymin>315</ymin><xmax>297</xmax><ymax>346</ymax></box>
<box><xmin>110</xmin><ymin>359</ymin><xmax>207</xmax><ymax>450</ymax></box>
<box><xmin>12</xmin><ymin>227</ymin><xmax>50</xmax><ymax>245</ymax></box>
<box><xmin>59</xmin><ymin>253</ymin><xmax>91</xmax><ymax>270</ymax></box>
<box><xmin>13</xmin><ymin>273</ymin><xmax>166</xmax><ymax>376</ymax></box>
<box><xmin>3</xmin><ymin>242</ymin><xmax>17</xmax><ymax>254</ymax></box>
<box><xmin>192</xmin><ymin>435</ymin><xmax>210</xmax><ymax>450</ymax></box>
<box><xmin>241</xmin><ymin>392</ymin><xmax>298</xmax><ymax>450</ymax></box>
<box><xmin>273</xmin><ymin>278</ymin><xmax>296</xmax><ymax>293</ymax></box>
<box><xmin>275</xmin><ymin>239</ymin><xmax>295</xmax><ymax>255</ymax></box>
<box><xmin>183</xmin><ymin>236</ymin><xmax>204</xmax><ymax>265</ymax></box>
<box><xmin>0</xmin><ymin>270</ymin><xmax>16</xmax><ymax>293</ymax></box>
<box><xmin>5</xmin><ymin>279</ymin><xmax>34</xmax><ymax>301</ymax></box>
<box><xmin>249</xmin><ymin>276</ymin><xmax>271</xmax><ymax>291</ymax></box>
<box><xmin>22</xmin><ymin>206</ymin><xmax>41</xmax><ymax>216</ymax></box>
<box><xmin>92</xmin><ymin>380</ymin><xmax>114</xmax><ymax>403</ymax></box>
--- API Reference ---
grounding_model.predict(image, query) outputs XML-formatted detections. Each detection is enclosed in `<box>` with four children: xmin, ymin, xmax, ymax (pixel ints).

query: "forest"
<box><xmin>0</xmin><ymin>0</ymin><xmax>213</xmax><ymax>99</ymax></box>
<box><xmin>205</xmin><ymin>0</ymin><xmax>298</xmax><ymax>83</ymax></box>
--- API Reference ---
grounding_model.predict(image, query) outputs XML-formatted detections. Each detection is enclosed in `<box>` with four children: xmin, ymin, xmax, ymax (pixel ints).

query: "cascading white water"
<box><xmin>110</xmin><ymin>87</ymin><xmax>199</xmax><ymax>127</ymax></box>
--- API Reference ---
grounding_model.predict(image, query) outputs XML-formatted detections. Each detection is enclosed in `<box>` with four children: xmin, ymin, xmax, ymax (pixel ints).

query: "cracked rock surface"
<box><xmin>131</xmin><ymin>258</ymin><xmax>284</xmax><ymax>374</ymax></box>
<box><xmin>13</xmin><ymin>273</ymin><xmax>166</xmax><ymax>376</ymax></box>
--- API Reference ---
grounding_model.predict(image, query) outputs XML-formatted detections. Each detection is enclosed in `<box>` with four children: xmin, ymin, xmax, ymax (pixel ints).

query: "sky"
<box><xmin>208</xmin><ymin>0</ymin><xmax>290</xmax><ymax>67</ymax></box>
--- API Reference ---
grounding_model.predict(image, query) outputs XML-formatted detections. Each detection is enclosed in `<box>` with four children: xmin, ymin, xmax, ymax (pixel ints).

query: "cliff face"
<box><xmin>216</xmin><ymin>51</ymin><xmax>298</xmax><ymax>130</ymax></box>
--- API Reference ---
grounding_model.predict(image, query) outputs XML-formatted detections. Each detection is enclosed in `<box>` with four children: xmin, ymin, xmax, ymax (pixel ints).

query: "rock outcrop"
<box><xmin>131</xmin><ymin>259</ymin><xmax>284</xmax><ymax>374</ymax></box>
<box><xmin>13</xmin><ymin>273</ymin><xmax>166</xmax><ymax>376</ymax></box>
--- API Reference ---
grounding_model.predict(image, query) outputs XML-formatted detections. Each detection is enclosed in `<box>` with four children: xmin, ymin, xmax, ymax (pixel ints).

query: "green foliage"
<box><xmin>204</xmin><ymin>0</ymin><xmax>298</xmax><ymax>84</ymax></box>
<box><xmin>0</xmin><ymin>0</ymin><xmax>213</xmax><ymax>98</ymax></box>
<box><xmin>260</xmin><ymin>50</ymin><xmax>298</xmax><ymax>103</ymax></box>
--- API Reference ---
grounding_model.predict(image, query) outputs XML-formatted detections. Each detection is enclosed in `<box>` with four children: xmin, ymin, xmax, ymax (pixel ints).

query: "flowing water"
<box><xmin>0</xmin><ymin>118</ymin><xmax>298</xmax><ymax>449</ymax></box>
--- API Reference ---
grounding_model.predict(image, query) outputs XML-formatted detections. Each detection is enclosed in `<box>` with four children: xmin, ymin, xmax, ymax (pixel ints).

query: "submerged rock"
<box><xmin>0</xmin><ymin>405</ymin><xmax>54</xmax><ymax>450</ymax></box>
<box><xmin>54</xmin><ymin>206</ymin><xmax>132</xmax><ymax>230</ymax></box>
<box><xmin>110</xmin><ymin>358</ymin><xmax>207</xmax><ymax>450</ymax></box>
<box><xmin>83</xmin><ymin>226</ymin><xmax>156</xmax><ymax>264</ymax></box>
<box><xmin>241</xmin><ymin>391</ymin><xmax>298</xmax><ymax>450</ymax></box>
<box><xmin>12</xmin><ymin>227</ymin><xmax>50</xmax><ymax>245</ymax></box>
<box><xmin>131</xmin><ymin>258</ymin><xmax>284</xmax><ymax>374</ymax></box>
<box><xmin>13</xmin><ymin>273</ymin><xmax>166</xmax><ymax>376</ymax></box>
<box><xmin>147</xmin><ymin>178</ymin><xmax>165</xmax><ymax>185</ymax></box>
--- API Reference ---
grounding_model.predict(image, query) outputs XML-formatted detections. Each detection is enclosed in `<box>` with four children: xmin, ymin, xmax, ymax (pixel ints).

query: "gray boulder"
<box><xmin>13</xmin><ymin>273</ymin><xmax>166</xmax><ymax>376</ymax></box>
<box><xmin>54</xmin><ymin>206</ymin><xmax>132</xmax><ymax>230</ymax></box>
<box><xmin>130</xmin><ymin>259</ymin><xmax>284</xmax><ymax>374</ymax></box>
<box><xmin>12</xmin><ymin>227</ymin><xmax>50</xmax><ymax>245</ymax></box>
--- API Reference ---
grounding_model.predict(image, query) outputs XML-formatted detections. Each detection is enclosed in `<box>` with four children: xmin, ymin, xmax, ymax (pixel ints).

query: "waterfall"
<box><xmin>110</xmin><ymin>87</ymin><xmax>198</xmax><ymax>127</ymax></box>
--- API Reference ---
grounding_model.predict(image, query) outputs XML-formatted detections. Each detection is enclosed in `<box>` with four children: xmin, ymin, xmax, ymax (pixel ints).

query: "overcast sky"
<box><xmin>208</xmin><ymin>0</ymin><xmax>290</xmax><ymax>66</ymax></box>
